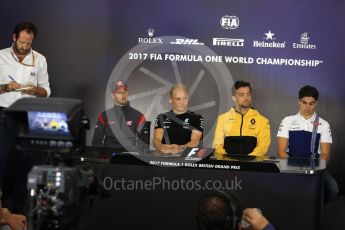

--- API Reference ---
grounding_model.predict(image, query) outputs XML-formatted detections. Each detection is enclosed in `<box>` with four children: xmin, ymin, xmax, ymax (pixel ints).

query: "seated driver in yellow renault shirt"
<box><xmin>212</xmin><ymin>81</ymin><xmax>271</xmax><ymax>159</ymax></box>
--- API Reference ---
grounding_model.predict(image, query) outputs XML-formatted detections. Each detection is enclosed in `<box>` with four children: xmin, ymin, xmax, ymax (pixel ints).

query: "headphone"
<box><xmin>196</xmin><ymin>190</ymin><xmax>242</xmax><ymax>230</ymax></box>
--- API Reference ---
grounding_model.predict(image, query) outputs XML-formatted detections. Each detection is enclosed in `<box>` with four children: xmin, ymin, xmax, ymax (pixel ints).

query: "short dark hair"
<box><xmin>298</xmin><ymin>85</ymin><xmax>319</xmax><ymax>101</ymax></box>
<box><xmin>232</xmin><ymin>81</ymin><xmax>252</xmax><ymax>95</ymax></box>
<box><xmin>196</xmin><ymin>190</ymin><xmax>242</xmax><ymax>230</ymax></box>
<box><xmin>13</xmin><ymin>21</ymin><xmax>38</xmax><ymax>39</ymax></box>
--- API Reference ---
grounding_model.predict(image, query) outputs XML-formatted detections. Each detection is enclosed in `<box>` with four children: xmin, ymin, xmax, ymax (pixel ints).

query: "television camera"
<box><xmin>4</xmin><ymin>97</ymin><xmax>97</xmax><ymax>230</ymax></box>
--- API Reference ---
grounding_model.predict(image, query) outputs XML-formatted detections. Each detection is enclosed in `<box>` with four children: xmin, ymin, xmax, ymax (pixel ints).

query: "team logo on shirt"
<box><xmin>127</xmin><ymin>120</ymin><xmax>133</xmax><ymax>126</ymax></box>
<box><xmin>30</xmin><ymin>72</ymin><xmax>36</xmax><ymax>76</ymax></box>
<box><xmin>200</xmin><ymin>117</ymin><xmax>205</xmax><ymax>129</ymax></box>
<box><xmin>290</xmin><ymin>119</ymin><xmax>300</xmax><ymax>130</ymax></box>
<box><xmin>181</xmin><ymin>118</ymin><xmax>190</xmax><ymax>129</ymax></box>
<box><xmin>291</xmin><ymin>119</ymin><xmax>299</xmax><ymax>125</ymax></box>
<box><xmin>311</xmin><ymin>120</ymin><xmax>321</xmax><ymax>126</ymax></box>
<box><xmin>248</xmin><ymin>118</ymin><xmax>257</xmax><ymax>129</ymax></box>
<box><xmin>162</xmin><ymin>117</ymin><xmax>171</xmax><ymax>128</ymax></box>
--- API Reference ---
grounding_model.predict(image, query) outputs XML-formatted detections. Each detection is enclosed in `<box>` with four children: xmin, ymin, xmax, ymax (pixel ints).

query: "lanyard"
<box><xmin>159</xmin><ymin>114</ymin><xmax>171</xmax><ymax>145</ymax></box>
<box><xmin>310</xmin><ymin>115</ymin><xmax>319</xmax><ymax>158</ymax></box>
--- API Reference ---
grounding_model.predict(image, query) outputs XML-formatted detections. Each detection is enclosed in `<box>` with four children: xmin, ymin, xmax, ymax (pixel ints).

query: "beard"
<box><xmin>13</xmin><ymin>43</ymin><xmax>30</xmax><ymax>56</ymax></box>
<box><xmin>239</xmin><ymin>100</ymin><xmax>251</xmax><ymax>109</ymax></box>
<box><xmin>115</xmin><ymin>98</ymin><xmax>129</xmax><ymax>106</ymax></box>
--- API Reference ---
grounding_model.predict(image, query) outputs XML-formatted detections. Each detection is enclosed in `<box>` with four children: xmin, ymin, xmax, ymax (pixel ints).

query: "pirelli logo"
<box><xmin>213</xmin><ymin>38</ymin><xmax>244</xmax><ymax>47</ymax></box>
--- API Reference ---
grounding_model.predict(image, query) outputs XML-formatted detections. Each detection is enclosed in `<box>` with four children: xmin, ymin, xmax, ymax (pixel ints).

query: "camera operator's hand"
<box><xmin>242</xmin><ymin>208</ymin><xmax>269</xmax><ymax>230</ymax></box>
<box><xmin>1</xmin><ymin>208</ymin><xmax>27</xmax><ymax>230</ymax></box>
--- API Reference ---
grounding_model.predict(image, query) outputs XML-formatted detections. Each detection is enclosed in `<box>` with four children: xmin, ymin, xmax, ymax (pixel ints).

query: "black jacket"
<box><xmin>92</xmin><ymin>104</ymin><xmax>146</xmax><ymax>150</ymax></box>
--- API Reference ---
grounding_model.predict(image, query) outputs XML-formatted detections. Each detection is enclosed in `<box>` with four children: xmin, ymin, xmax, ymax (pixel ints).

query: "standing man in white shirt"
<box><xmin>0</xmin><ymin>22</ymin><xmax>50</xmax><ymax>102</ymax></box>
<box><xmin>277</xmin><ymin>85</ymin><xmax>338</xmax><ymax>204</ymax></box>
<box><xmin>0</xmin><ymin>21</ymin><xmax>51</xmax><ymax>214</ymax></box>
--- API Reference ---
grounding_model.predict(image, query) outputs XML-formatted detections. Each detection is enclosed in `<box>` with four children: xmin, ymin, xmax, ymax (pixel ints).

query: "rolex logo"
<box><xmin>147</xmin><ymin>29</ymin><xmax>155</xmax><ymax>37</ymax></box>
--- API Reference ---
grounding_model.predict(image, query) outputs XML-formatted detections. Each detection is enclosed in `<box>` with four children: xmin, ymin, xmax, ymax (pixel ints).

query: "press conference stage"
<box><xmin>83</xmin><ymin>152</ymin><xmax>324</xmax><ymax>230</ymax></box>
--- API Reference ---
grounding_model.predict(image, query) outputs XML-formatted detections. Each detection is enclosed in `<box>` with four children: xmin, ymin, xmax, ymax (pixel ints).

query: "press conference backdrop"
<box><xmin>0</xmin><ymin>0</ymin><xmax>344</xmax><ymax>193</ymax></box>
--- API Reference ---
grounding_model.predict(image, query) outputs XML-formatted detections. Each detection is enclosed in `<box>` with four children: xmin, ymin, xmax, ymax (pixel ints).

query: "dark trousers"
<box><xmin>324</xmin><ymin>170</ymin><xmax>339</xmax><ymax>204</ymax></box>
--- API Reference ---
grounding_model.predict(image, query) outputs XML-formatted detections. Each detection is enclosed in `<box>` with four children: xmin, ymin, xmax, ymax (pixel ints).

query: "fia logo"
<box><xmin>220</xmin><ymin>15</ymin><xmax>239</xmax><ymax>30</ymax></box>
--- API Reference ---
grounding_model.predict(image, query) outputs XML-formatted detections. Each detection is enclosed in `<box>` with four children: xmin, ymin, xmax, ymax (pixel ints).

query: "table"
<box><xmin>84</xmin><ymin>153</ymin><xmax>324</xmax><ymax>230</ymax></box>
